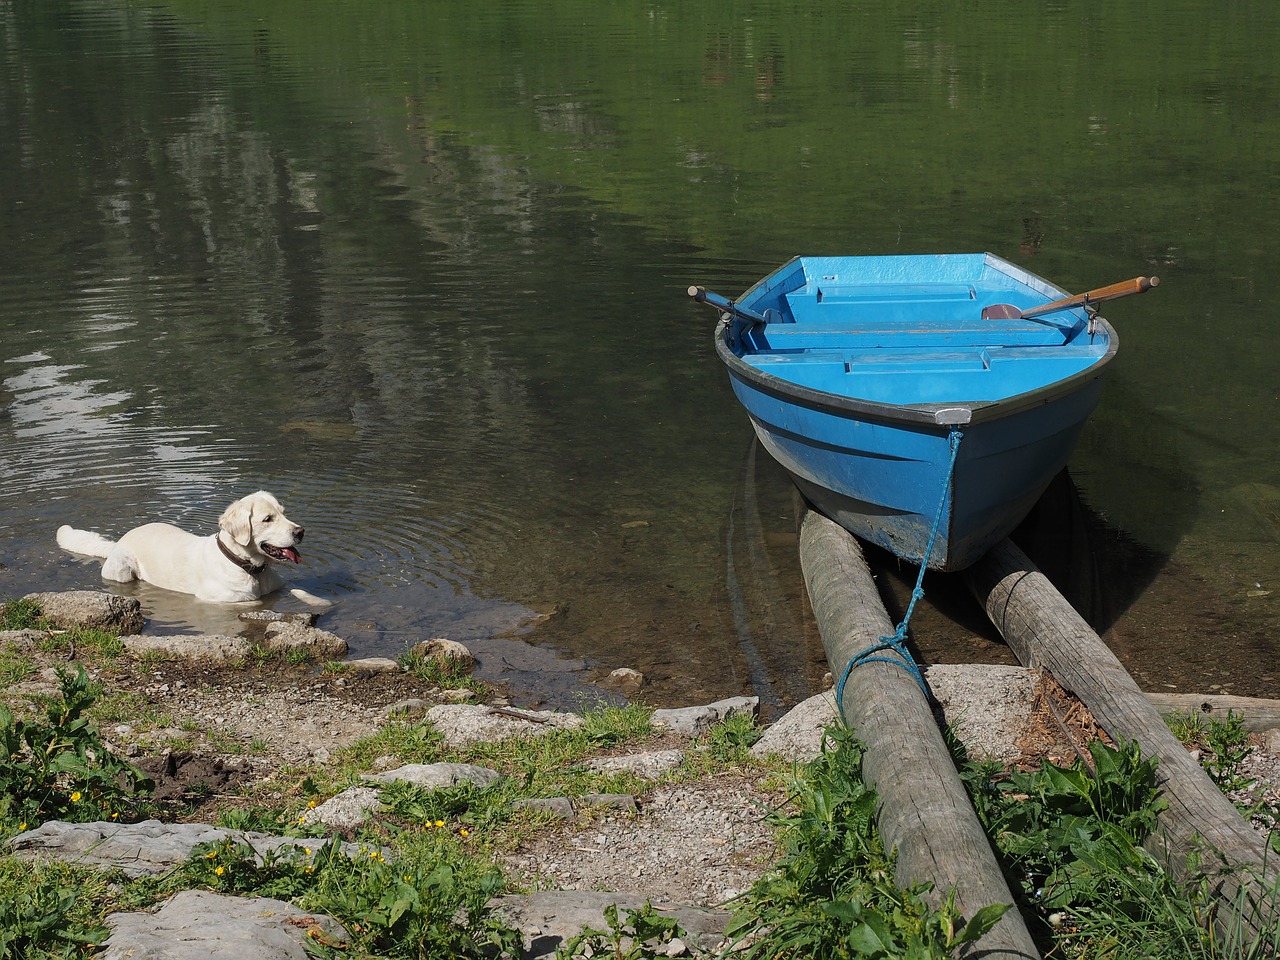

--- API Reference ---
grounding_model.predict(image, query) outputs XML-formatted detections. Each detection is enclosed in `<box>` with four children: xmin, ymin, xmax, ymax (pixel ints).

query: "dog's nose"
<box><xmin>294</xmin><ymin>527</ymin><xmax>304</xmax><ymax>541</ymax></box>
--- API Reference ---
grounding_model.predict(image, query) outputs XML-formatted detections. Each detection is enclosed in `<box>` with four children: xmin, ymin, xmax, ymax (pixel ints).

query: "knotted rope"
<box><xmin>835</xmin><ymin>428</ymin><xmax>964</xmax><ymax>716</ymax></box>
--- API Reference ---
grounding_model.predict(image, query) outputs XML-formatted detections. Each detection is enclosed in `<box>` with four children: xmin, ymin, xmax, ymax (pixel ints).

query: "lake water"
<box><xmin>2</xmin><ymin>0</ymin><xmax>1277</xmax><ymax>712</ymax></box>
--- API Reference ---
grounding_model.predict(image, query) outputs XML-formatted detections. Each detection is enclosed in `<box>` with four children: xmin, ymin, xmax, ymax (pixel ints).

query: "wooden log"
<box><xmin>964</xmin><ymin>538</ymin><xmax>1279</xmax><ymax>935</ymax></box>
<box><xmin>798</xmin><ymin>508</ymin><xmax>1040</xmax><ymax>960</ymax></box>
<box><xmin>1145</xmin><ymin>692</ymin><xmax>1280</xmax><ymax>733</ymax></box>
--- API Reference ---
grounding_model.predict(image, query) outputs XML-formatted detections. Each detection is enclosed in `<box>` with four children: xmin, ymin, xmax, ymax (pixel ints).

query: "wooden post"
<box><xmin>964</xmin><ymin>538</ymin><xmax>1279</xmax><ymax>935</ymax></box>
<box><xmin>1145</xmin><ymin>692</ymin><xmax>1280</xmax><ymax>733</ymax></box>
<box><xmin>799</xmin><ymin>508</ymin><xmax>1040</xmax><ymax>960</ymax></box>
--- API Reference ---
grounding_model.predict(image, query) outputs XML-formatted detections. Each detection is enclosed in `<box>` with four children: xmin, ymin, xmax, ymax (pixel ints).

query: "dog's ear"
<box><xmin>219</xmin><ymin>498</ymin><xmax>254</xmax><ymax>546</ymax></box>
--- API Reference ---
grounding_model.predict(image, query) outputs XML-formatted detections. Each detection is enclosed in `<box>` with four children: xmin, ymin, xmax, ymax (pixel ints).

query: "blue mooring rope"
<box><xmin>835</xmin><ymin>428</ymin><xmax>964</xmax><ymax>716</ymax></box>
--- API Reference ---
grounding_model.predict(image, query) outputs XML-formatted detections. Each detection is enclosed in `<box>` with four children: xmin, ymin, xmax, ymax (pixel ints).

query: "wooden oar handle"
<box><xmin>1020</xmin><ymin>275</ymin><xmax>1160</xmax><ymax>319</ymax></box>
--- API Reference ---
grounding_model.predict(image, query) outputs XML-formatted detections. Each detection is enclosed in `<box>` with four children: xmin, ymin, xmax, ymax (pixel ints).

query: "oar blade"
<box><xmin>981</xmin><ymin>303</ymin><xmax>1022</xmax><ymax>320</ymax></box>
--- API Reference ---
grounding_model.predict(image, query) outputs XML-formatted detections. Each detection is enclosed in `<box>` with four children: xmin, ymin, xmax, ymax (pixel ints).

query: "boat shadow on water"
<box><xmin>729</xmin><ymin>442</ymin><xmax>1181</xmax><ymax>698</ymax></box>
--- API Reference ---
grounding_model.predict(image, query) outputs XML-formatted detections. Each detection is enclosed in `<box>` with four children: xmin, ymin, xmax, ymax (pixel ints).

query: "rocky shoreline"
<box><xmin>4</xmin><ymin>589</ymin><xmax>1279</xmax><ymax>958</ymax></box>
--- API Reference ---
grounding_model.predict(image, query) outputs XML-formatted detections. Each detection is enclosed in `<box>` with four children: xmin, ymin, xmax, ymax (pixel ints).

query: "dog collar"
<box><xmin>217</xmin><ymin>534</ymin><xmax>265</xmax><ymax>577</ymax></box>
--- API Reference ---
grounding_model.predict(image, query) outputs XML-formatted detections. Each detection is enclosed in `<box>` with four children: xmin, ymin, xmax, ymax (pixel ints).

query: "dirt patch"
<box><xmin>135</xmin><ymin>751</ymin><xmax>255</xmax><ymax>804</ymax></box>
<box><xmin>1015</xmin><ymin>672</ymin><xmax>1113</xmax><ymax>768</ymax></box>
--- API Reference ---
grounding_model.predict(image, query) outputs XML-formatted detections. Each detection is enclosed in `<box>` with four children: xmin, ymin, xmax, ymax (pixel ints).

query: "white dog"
<box><xmin>56</xmin><ymin>491</ymin><xmax>329</xmax><ymax>605</ymax></box>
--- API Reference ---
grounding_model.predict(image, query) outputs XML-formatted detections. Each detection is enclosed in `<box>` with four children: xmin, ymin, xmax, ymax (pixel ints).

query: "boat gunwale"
<box><xmin>716</xmin><ymin>252</ymin><xmax>1119</xmax><ymax>429</ymax></box>
<box><xmin>715</xmin><ymin>325</ymin><xmax>1117</xmax><ymax>428</ymax></box>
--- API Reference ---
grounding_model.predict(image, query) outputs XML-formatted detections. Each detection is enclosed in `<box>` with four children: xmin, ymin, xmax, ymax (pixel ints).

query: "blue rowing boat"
<box><xmin>691</xmin><ymin>253</ymin><xmax>1156</xmax><ymax>572</ymax></box>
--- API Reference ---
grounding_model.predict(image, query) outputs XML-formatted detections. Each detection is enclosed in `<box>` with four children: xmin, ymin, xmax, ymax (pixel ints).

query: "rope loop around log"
<box><xmin>835</xmin><ymin>428</ymin><xmax>963</xmax><ymax>715</ymax></box>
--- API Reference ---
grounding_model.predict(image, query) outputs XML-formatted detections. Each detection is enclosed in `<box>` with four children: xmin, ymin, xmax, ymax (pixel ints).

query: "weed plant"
<box><xmin>0</xmin><ymin>666</ymin><xmax>153</xmax><ymax>828</ymax></box>
<box><xmin>965</xmin><ymin>738</ymin><xmax>1280</xmax><ymax>958</ymax></box>
<box><xmin>725</xmin><ymin>724</ymin><xmax>1006</xmax><ymax>959</ymax></box>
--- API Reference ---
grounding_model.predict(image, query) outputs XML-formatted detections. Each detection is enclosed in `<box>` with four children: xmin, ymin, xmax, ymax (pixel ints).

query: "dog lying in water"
<box><xmin>57</xmin><ymin>490</ymin><xmax>329</xmax><ymax>605</ymax></box>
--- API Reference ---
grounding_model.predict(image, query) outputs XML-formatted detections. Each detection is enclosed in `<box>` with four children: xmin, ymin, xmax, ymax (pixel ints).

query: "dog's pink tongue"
<box><xmin>282</xmin><ymin>547</ymin><xmax>302</xmax><ymax>564</ymax></box>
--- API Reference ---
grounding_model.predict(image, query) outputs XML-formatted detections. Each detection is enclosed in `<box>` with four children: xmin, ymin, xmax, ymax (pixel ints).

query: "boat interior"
<box><xmin>738</xmin><ymin>282</ymin><xmax>1110</xmax><ymax>405</ymax></box>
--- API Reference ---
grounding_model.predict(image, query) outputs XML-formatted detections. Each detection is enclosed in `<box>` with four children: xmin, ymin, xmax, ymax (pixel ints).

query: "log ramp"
<box><xmin>964</xmin><ymin>538</ymin><xmax>1280</xmax><ymax>939</ymax></box>
<box><xmin>798</xmin><ymin>508</ymin><xmax>1041</xmax><ymax>959</ymax></box>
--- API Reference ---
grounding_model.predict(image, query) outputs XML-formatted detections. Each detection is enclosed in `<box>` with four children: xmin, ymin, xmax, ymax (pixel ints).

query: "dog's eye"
<box><xmin>262</xmin><ymin>515</ymin><xmax>274</xmax><ymax>523</ymax></box>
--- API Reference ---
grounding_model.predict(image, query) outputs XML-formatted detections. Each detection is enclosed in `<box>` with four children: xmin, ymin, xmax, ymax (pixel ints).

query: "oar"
<box><xmin>688</xmin><ymin>285</ymin><xmax>771</xmax><ymax>326</ymax></box>
<box><xmin>983</xmin><ymin>275</ymin><xmax>1160</xmax><ymax>321</ymax></box>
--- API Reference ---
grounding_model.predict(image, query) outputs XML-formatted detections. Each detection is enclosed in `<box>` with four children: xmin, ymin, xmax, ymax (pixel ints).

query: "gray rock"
<box><xmin>410</xmin><ymin>637</ymin><xmax>477</xmax><ymax>675</ymax></box>
<box><xmin>579</xmin><ymin>794</ymin><xmax>638</xmax><ymax>813</ymax></box>
<box><xmin>652</xmin><ymin>697</ymin><xmax>760</xmax><ymax>736</ymax></box>
<box><xmin>924</xmin><ymin>664</ymin><xmax>1039</xmax><ymax>763</ymax></box>
<box><xmin>301</xmin><ymin>786</ymin><xmax>384</xmax><ymax>830</ymax></box>
<box><xmin>124</xmin><ymin>635</ymin><xmax>253</xmax><ymax>662</ymax></box>
<box><xmin>99</xmin><ymin>889</ymin><xmax>347</xmax><ymax>960</ymax></box>
<box><xmin>0</xmin><ymin>629</ymin><xmax>46</xmax><ymax>649</ymax></box>
<box><xmin>22</xmin><ymin>591</ymin><xmax>144</xmax><ymax>635</ymax></box>
<box><xmin>751</xmin><ymin>692</ymin><xmax>838</xmax><ymax>761</ymax></box>
<box><xmin>341</xmin><ymin>657</ymin><xmax>401</xmax><ymax>674</ymax></box>
<box><xmin>514</xmin><ymin>797</ymin><xmax>576</xmax><ymax>819</ymax></box>
<box><xmin>262</xmin><ymin>622</ymin><xmax>348</xmax><ymax>659</ymax></box>
<box><xmin>587</xmin><ymin>749</ymin><xmax>684</xmax><ymax>779</ymax></box>
<box><xmin>237</xmin><ymin>610</ymin><xmax>318</xmax><ymax>626</ymax></box>
<box><xmin>490</xmin><ymin>892</ymin><xmax>730</xmax><ymax>960</ymax></box>
<box><xmin>362</xmin><ymin>762</ymin><xmax>502</xmax><ymax>790</ymax></box>
<box><xmin>426</xmin><ymin>704</ymin><xmax>584</xmax><ymax>748</ymax></box>
<box><xmin>599</xmin><ymin>667</ymin><xmax>645</xmax><ymax>694</ymax></box>
<box><xmin>10</xmin><ymin>820</ymin><xmax>338</xmax><ymax>878</ymax></box>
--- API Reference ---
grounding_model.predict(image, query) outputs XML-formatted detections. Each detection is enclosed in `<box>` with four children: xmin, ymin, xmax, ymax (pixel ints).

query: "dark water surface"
<box><xmin>2</xmin><ymin>1</ymin><xmax>1277</xmax><ymax>710</ymax></box>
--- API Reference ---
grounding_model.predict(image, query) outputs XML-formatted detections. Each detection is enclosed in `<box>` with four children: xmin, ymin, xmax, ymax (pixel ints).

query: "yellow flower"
<box><xmin>70</xmin><ymin>791</ymin><xmax>82</xmax><ymax>803</ymax></box>
<box><xmin>433</xmin><ymin>819</ymin><xmax>445</xmax><ymax>828</ymax></box>
<box><xmin>205</xmin><ymin>851</ymin><xmax>218</xmax><ymax>860</ymax></box>
<box><xmin>110</xmin><ymin>812</ymin><xmax>119</xmax><ymax>820</ymax></box>
<box><xmin>18</xmin><ymin>822</ymin><xmax>26</xmax><ymax>832</ymax></box>
<box><xmin>459</xmin><ymin>828</ymin><xmax>470</xmax><ymax>837</ymax></box>
<box><xmin>215</xmin><ymin>866</ymin><xmax>225</xmax><ymax>877</ymax></box>
<box><xmin>307</xmin><ymin>799</ymin><xmax>317</xmax><ymax>809</ymax></box>
<box><xmin>304</xmin><ymin>847</ymin><xmax>312</xmax><ymax>856</ymax></box>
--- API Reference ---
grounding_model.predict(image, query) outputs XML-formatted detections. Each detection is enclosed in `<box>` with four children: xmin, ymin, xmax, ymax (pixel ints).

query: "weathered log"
<box><xmin>964</xmin><ymin>538</ymin><xmax>1279</xmax><ymax>937</ymax></box>
<box><xmin>799</xmin><ymin>508</ymin><xmax>1040</xmax><ymax>960</ymax></box>
<box><xmin>1145</xmin><ymin>692</ymin><xmax>1280</xmax><ymax>733</ymax></box>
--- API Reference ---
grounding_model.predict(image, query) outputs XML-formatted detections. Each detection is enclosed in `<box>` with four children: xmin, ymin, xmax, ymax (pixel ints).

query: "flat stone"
<box><xmin>262</xmin><ymin>622</ymin><xmax>348</xmax><ymax>659</ymax></box>
<box><xmin>10</xmin><ymin>820</ymin><xmax>339</xmax><ymax>878</ymax></box>
<box><xmin>362</xmin><ymin>762</ymin><xmax>502</xmax><ymax>790</ymax></box>
<box><xmin>0</xmin><ymin>629</ymin><xmax>46</xmax><ymax>648</ymax></box>
<box><xmin>652</xmin><ymin>697</ymin><xmax>759</xmax><ymax>736</ymax></box>
<box><xmin>587</xmin><ymin>749</ymin><xmax>684</xmax><ymax>779</ymax></box>
<box><xmin>99</xmin><ymin>889</ymin><xmax>347</xmax><ymax>960</ymax></box>
<box><xmin>924</xmin><ymin>664</ymin><xmax>1038</xmax><ymax>763</ymax></box>
<box><xmin>513</xmin><ymin>797</ymin><xmax>576</xmax><ymax>819</ymax></box>
<box><xmin>579</xmin><ymin>793</ymin><xmax>637</xmax><ymax>813</ymax></box>
<box><xmin>124</xmin><ymin>635</ymin><xmax>253</xmax><ymax>662</ymax></box>
<box><xmin>751</xmin><ymin>692</ymin><xmax>838</xmax><ymax>761</ymax></box>
<box><xmin>341</xmin><ymin>657</ymin><xmax>401</xmax><ymax>674</ymax></box>
<box><xmin>426</xmin><ymin>704</ymin><xmax>584</xmax><ymax>749</ymax></box>
<box><xmin>22</xmin><ymin>590</ymin><xmax>145</xmax><ymax>635</ymax></box>
<box><xmin>237</xmin><ymin>610</ymin><xmax>318</xmax><ymax>626</ymax></box>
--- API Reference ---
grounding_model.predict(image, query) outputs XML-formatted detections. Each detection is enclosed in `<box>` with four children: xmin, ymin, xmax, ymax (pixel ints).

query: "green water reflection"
<box><xmin>2</xmin><ymin>0</ymin><xmax>1277</xmax><ymax>705</ymax></box>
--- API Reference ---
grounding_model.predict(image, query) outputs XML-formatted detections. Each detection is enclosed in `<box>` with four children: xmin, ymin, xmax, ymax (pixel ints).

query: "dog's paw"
<box><xmin>290</xmin><ymin>587</ymin><xmax>333</xmax><ymax>607</ymax></box>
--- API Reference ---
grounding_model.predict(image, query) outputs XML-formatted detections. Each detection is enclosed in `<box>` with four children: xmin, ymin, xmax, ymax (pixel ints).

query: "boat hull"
<box><xmin>714</xmin><ymin>253</ymin><xmax>1116</xmax><ymax>572</ymax></box>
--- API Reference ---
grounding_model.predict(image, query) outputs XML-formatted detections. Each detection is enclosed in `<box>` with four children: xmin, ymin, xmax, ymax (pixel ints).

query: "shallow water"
<box><xmin>2</xmin><ymin>1</ymin><xmax>1278</xmax><ymax>709</ymax></box>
